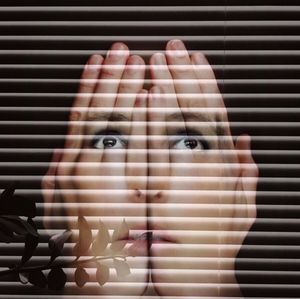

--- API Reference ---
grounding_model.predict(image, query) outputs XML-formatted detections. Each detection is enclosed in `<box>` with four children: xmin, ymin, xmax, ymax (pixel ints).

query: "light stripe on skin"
<box><xmin>89</xmin><ymin>42</ymin><xmax>129</xmax><ymax>109</ymax></box>
<box><xmin>147</xmin><ymin>86</ymin><xmax>170</xmax><ymax>196</ymax></box>
<box><xmin>126</xmin><ymin>90</ymin><xmax>148</xmax><ymax>200</ymax></box>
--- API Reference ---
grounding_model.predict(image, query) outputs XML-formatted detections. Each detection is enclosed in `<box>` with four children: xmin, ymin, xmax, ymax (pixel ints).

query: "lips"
<box><xmin>151</xmin><ymin>231</ymin><xmax>178</xmax><ymax>244</ymax></box>
<box><xmin>115</xmin><ymin>229</ymin><xmax>177</xmax><ymax>257</ymax></box>
<box><xmin>125</xmin><ymin>232</ymin><xmax>152</xmax><ymax>256</ymax></box>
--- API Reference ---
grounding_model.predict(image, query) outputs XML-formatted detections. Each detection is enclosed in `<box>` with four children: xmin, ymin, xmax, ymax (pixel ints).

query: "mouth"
<box><xmin>130</xmin><ymin>231</ymin><xmax>177</xmax><ymax>245</ymax></box>
<box><xmin>150</xmin><ymin>232</ymin><xmax>177</xmax><ymax>244</ymax></box>
<box><xmin>115</xmin><ymin>230</ymin><xmax>178</xmax><ymax>256</ymax></box>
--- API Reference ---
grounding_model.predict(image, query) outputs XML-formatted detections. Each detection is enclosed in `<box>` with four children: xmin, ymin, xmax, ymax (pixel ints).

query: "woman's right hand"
<box><xmin>41</xmin><ymin>42</ymin><xmax>149</xmax><ymax>296</ymax></box>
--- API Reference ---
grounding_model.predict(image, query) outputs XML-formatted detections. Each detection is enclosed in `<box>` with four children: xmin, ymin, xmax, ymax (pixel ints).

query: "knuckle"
<box><xmin>79</xmin><ymin>78</ymin><xmax>96</xmax><ymax>90</ymax></box>
<box><xmin>69</xmin><ymin>110</ymin><xmax>81</xmax><ymax>122</ymax></box>
<box><xmin>172</xmin><ymin>64</ymin><xmax>191</xmax><ymax>77</ymax></box>
<box><xmin>118</xmin><ymin>84</ymin><xmax>135</xmax><ymax>94</ymax></box>
<box><xmin>100</xmin><ymin>67</ymin><xmax>117</xmax><ymax>79</ymax></box>
<box><xmin>41</xmin><ymin>175</ymin><xmax>54</xmax><ymax>190</ymax></box>
<box><xmin>56</xmin><ymin>163</ymin><xmax>69</xmax><ymax>177</ymax></box>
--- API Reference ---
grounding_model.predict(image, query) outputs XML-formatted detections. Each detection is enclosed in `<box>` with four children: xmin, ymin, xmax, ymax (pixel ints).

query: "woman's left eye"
<box><xmin>91</xmin><ymin>135</ymin><xmax>126</xmax><ymax>149</ymax></box>
<box><xmin>172</xmin><ymin>136</ymin><xmax>209</xmax><ymax>150</ymax></box>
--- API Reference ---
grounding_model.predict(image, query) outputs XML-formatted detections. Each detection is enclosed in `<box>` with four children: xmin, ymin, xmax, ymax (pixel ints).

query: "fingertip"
<box><xmin>139</xmin><ymin>88</ymin><xmax>148</xmax><ymax>95</ymax></box>
<box><xmin>150</xmin><ymin>53</ymin><xmax>166</xmax><ymax>65</ymax></box>
<box><xmin>88</xmin><ymin>54</ymin><xmax>103</xmax><ymax>65</ymax></box>
<box><xmin>191</xmin><ymin>52</ymin><xmax>206</xmax><ymax>65</ymax></box>
<box><xmin>129</xmin><ymin>55</ymin><xmax>145</xmax><ymax>65</ymax></box>
<box><xmin>150</xmin><ymin>85</ymin><xmax>162</xmax><ymax>95</ymax></box>
<box><xmin>166</xmin><ymin>39</ymin><xmax>186</xmax><ymax>51</ymax></box>
<box><xmin>111</xmin><ymin>42</ymin><xmax>129</xmax><ymax>51</ymax></box>
<box><xmin>236</xmin><ymin>134</ymin><xmax>251</xmax><ymax>151</ymax></box>
<box><xmin>110</xmin><ymin>42</ymin><xmax>129</xmax><ymax>56</ymax></box>
<box><xmin>135</xmin><ymin>89</ymin><xmax>148</xmax><ymax>107</ymax></box>
<box><xmin>126</xmin><ymin>55</ymin><xmax>146</xmax><ymax>76</ymax></box>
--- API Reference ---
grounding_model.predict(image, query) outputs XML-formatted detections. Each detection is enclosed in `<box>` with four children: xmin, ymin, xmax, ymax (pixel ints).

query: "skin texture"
<box><xmin>42</xmin><ymin>40</ymin><xmax>258</xmax><ymax>297</ymax></box>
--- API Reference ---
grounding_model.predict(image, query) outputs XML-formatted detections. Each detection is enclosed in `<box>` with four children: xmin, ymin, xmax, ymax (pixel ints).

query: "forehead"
<box><xmin>86</xmin><ymin>110</ymin><xmax>219</xmax><ymax>136</ymax></box>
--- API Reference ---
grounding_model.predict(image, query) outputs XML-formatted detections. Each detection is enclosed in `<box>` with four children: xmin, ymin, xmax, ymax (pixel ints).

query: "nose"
<box><xmin>147</xmin><ymin>189</ymin><xmax>168</xmax><ymax>204</ymax></box>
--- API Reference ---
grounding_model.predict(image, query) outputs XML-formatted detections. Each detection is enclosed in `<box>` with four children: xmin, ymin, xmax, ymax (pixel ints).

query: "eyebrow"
<box><xmin>166</xmin><ymin>111</ymin><xmax>215</xmax><ymax>122</ymax></box>
<box><xmin>166</xmin><ymin>112</ymin><xmax>218</xmax><ymax>135</ymax></box>
<box><xmin>87</xmin><ymin>112</ymin><xmax>130</xmax><ymax>122</ymax></box>
<box><xmin>86</xmin><ymin>111</ymin><xmax>221</xmax><ymax>135</ymax></box>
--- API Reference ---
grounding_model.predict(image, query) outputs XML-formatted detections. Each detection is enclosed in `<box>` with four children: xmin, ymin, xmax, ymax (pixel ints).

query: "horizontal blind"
<box><xmin>0</xmin><ymin>1</ymin><xmax>300</xmax><ymax>298</ymax></box>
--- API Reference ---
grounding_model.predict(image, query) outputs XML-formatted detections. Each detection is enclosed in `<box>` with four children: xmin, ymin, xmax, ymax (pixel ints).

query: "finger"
<box><xmin>191</xmin><ymin>52</ymin><xmax>221</xmax><ymax>96</ymax></box>
<box><xmin>114</xmin><ymin>55</ymin><xmax>145</xmax><ymax>137</ymax></box>
<box><xmin>150</xmin><ymin>53</ymin><xmax>176</xmax><ymax>97</ymax></box>
<box><xmin>114</xmin><ymin>55</ymin><xmax>145</xmax><ymax>110</ymax></box>
<box><xmin>126</xmin><ymin>90</ymin><xmax>148</xmax><ymax>201</ymax></box>
<box><xmin>57</xmin><ymin>54</ymin><xmax>103</xmax><ymax>207</ymax></box>
<box><xmin>41</xmin><ymin>149</ymin><xmax>62</xmax><ymax>223</ymax></box>
<box><xmin>66</xmin><ymin>54</ymin><xmax>104</xmax><ymax>149</ymax></box>
<box><xmin>148</xmin><ymin>86</ymin><xmax>170</xmax><ymax>195</ymax></box>
<box><xmin>235</xmin><ymin>135</ymin><xmax>259</xmax><ymax>208</ymax></box>
<box><xmin>165</xmin><ymin>39</ymin><xmax>206</xmax><ymax>108</ymax></box>
<box><xmin>189</xmin><ymin>50</ymin><xmax>236</xmax><ymax>153</ymax></box>
<box><xmin>149</xmin><ymin>53</ymin><xmax>184</xmax><ymax>123</ymax></box>
<box><xmin>90</xmin><ymin>42</ymin><xmax>129</xmax><ymax>109</ymax></box>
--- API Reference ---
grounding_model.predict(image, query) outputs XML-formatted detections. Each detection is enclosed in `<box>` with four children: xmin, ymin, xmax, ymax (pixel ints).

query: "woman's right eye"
<box><xmin>91</xmin><ymin>134</ymin><xmax>126</xmax><ymax>149</ymax></box>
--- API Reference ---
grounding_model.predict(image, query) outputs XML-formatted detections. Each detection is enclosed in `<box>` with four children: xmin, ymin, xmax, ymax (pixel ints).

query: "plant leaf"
<box><xmin>28</xmin><ymin>270</ymin><xmax>47</xmax><ymax>288</ymax></box>
<box><xmin>21</xmin><ymin>217</ymin><xmax>39</xmax><ymax>264</ymax></box>
<box><xmin>0</xmin><ymin>217</ymin><xmax>27</xmax><ymax>236</ymax></box>
<box><xmin>19</xmin><ymin>272</ymin><xmax>29</xmax><ymax>284</ymax></box>
<box><xmin>110</xmin><ymin>219</ymin><xmax>129</xmax><ymax>253</ymax></box>
<box><xmin>113</xmin><ymin>259</ymin><xmax>131</xmax><ymax>278</ymax></box>
<box><xmin>0</xmin><ymin>219</ymin><xmax>14</xmax><ymax>243</ymax></box>
<box><xmin>92</xmin><ymin>220</ymin><xmax>110</xmax><ymax>256</ymax></box>
<box><xmin>21</xmin><ymin>233</ymin><xmax>39</xmax><ymax>265</ymax></box>
<box><xmin>49</xmin><ymin>230</ymin><xmax>72</xmax><ymax>263</ymax></box>
<box><xmin>0</xmin><ymin>231</ymin><xmax>13</xmax><ymax>243</ymax></box>
<box><xmin>1</xmin><ymin>182</ymin><xmax>16</xmax><ymax>201</ymax></box>
<box><xmin>96</xmin><ymin>263</ymin><xmax>109</xmax><ymax>286</ymax></box>
<box><xmin>74</xmin><ymin>266</ymin><xmax>89</xmax><ymax>288</ymax></box>
<box><xmin>27</xmin><ymin>217</ymin><xmax>37</xmax><ymax>231</ymax></box>
<box><xmin>74</xmin><ymin>216</ymin><xmax>93</xmax><ymax>257</ymax></box>
<box><xmin>1</xmin><ymin>215</ymin><xmax>38</xmax><ymax>237</ymax></box>
<box><xmin>73</xmin><ymin>216</ymin><xmax>92</xmax><ymax>257</ymax></box>
<box><xmin>47</xmin><ymin>267</ymin><xmax>67</xmax><ymax>290</ymax></box>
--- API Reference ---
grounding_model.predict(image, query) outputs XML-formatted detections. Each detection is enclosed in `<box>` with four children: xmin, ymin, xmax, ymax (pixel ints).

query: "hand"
<box><xmin>147</xmin><ymin>40</ymin><xmax>258</xmax><ymax>297</ymax></box>
<box><xmin>42</xmin><ymin>42</ymin><xmax>149</xmax><ymax>296</ymax></box>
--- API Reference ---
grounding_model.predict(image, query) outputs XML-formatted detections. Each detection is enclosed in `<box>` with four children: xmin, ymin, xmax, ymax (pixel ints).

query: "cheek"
<box><xmin>170</xmin><ymin>151</ymin><xmax>224</xmax><ymax>191</ymax></box>
<box><xmin>74</xmin><ymin>149</ymin><xmax>127</xmax><ymax>190</ymax></box>
<box><xmin>168</xmin><ymin>151</ymin><xmax>228</xmax><ymax>230</ymax></box>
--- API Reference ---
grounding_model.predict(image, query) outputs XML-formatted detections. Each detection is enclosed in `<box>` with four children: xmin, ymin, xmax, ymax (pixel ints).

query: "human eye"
<box><xmin>171</xmin><ymin>131</ymin><xmax>210</xmax><ymax>151</ymax></box>
<box><xmin>91</xmin><ymin>130</ymin><xmax>127</xmax><ymax>149</ymax></box>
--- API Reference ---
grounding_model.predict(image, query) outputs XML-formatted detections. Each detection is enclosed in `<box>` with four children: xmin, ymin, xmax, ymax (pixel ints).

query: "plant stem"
<box><xmin>0</xmin><ymin>255</ymin><xmax>126</xmax><ymax>277</ymax></box>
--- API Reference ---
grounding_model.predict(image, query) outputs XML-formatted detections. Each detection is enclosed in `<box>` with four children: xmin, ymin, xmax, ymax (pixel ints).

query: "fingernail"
<box><xmin>192</xmin><ymin>52</ymin><xmax>203</xmax><ymax>64</ymax></box>
<box><xmin>129</xmin><ymin>55</ymin><xmax>144</xmax><ymax>65</ymax></box>
<box><xmin>167</xmin><ymin>39</ymin><xmax>186</xmax><ymax>57</ymax></box>
<box><xmin>85</xmin><ymin>54</ymin><xmax>102</xmax><ymax>70</ymax></box>
<box><xmin>169</xmin><ymin>39</ymin><xmax>185</xmax><ymax>49</ymax></box>
<box><xmin>89</xmin><ymin>54</ymin><xmax>102</xmax><ymax>65</ymax></box>
<box><xmin>153</xmin><ymin>53</ymin><xmax>165</xmax><ymax>65</ymax></box>
<box><xmin>108</xmin><ymin>42</ymin><xmax>129</xmax><ymax>57</ymax></box>
<box><xmin>127</xmin><ymin>55</ymin><xmax>145</xmax><ymax>74</ymax></box>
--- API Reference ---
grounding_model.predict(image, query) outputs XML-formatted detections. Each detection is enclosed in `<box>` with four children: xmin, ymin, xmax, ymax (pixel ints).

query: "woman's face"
<box><xmin>76</xmin><ymin>101</ymin><xmax>246</xmax><ymax>297</ymax></box>
<box><xmin>43</xmin><ymin>41</ymin><xmax>258</xmax><ymax>297</ymax></box>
